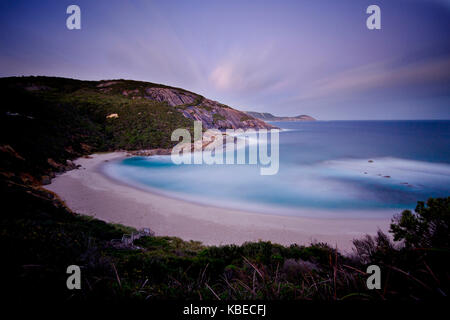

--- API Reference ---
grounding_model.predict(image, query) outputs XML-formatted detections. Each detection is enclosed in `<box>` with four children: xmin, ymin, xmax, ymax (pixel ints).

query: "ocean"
<box><xmin>102</xmin><ymin>121</ymin><xmax>450</xmax><ymax>219</ymax></box>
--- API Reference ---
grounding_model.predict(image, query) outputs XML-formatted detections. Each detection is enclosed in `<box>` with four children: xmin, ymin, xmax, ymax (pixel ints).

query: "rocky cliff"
<box><xmin>98</xmin><ymin>81</ymin><xmax>275</xmax><ymax>130</ymax></box>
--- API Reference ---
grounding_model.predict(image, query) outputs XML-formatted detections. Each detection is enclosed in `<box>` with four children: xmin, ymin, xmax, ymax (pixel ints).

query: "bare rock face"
<box><xmin>95</xmin><ymin>80</ymin><xmax>276</xmax><ymax>130</ymax></box>
<box><xmin>106</xmin><ymin>113</ymin><xmax>119</xmax><ymax>119</ymax></box>
<box><xmin>142</xmin><ymin>87</ymin><xmax>275</xmax><ymax>130</ymax></box>
<box><xmin>145</xmin><ymin>87</ymin><xmax>198</xmax><ymax>107</ymax></box>
<box><xmin>177</xmin><ymin>99</ymin><xmax>275</xmax><ymax>130</ymax></box>
<box><xmin>122</xmin><ymin>89</ymin><xmax>139</xmax><ymax>96</ymax></box>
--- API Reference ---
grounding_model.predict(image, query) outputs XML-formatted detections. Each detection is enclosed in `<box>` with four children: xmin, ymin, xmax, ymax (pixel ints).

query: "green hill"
<box><xmin>0</xmin><ymin>76</ymin><xmax>196</xmax><ymax>182</ymax></box>
<box><xmin>0</xmin><ymin>76</ymin><xmax>273</xmax><ymax>184</ymax></box>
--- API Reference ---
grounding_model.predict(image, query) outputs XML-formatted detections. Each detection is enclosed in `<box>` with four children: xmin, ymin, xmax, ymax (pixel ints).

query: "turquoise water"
<box><xmin>102</xmin><ymin>121</ymin><xmax>450</xmax><ymax>218</ymax></box>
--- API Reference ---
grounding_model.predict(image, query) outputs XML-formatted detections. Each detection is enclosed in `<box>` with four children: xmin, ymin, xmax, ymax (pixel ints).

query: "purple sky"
<box><xmin>1</xmin><ymin>0</ymin><xmax>449</xmax><ymax>119</ymax></box>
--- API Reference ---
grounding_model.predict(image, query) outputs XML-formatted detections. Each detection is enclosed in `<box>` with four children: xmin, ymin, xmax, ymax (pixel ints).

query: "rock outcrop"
<box><xmin>136</xmin><ymin>87</ymin><xmax>275</xmax><ymax>130</ymax></box>
<box><xmin>176</xmin><ymin>99</ymin><xmax>276</xmax><ymax>130</ymax></box>
<box><xmin>144</xmin><ymin>87</ymin><xmax>199</xmax><ymax>107</ymax></box>
<box><xmin>95</xmin><ymin>81</ymin><xmax>276</xmax><ymax>130</ymax></box>
<box><xmin>97</xmin><ymin>79</ymin><xmax>276</xmax><ymax>130</ymax></box>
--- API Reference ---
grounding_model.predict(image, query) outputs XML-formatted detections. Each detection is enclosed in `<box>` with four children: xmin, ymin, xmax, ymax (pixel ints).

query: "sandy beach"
<box><xmin>45</xmin><ymin>152</ymin><xmax>392</xmax><ymax>252</ymax></box>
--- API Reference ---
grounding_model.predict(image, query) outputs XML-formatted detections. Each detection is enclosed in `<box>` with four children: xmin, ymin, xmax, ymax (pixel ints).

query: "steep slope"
<box><xmin>246</xmin><ymin>111</ymin><xmax>316</xmax><ymax>121</ymax></box>
<box><xmin>98</xmin><ymin>80</ymin><xmax>275</xmax><ymax>130</ymax></box>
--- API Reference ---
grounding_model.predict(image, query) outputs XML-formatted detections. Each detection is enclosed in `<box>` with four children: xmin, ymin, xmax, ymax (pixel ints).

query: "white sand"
<box><xmin>45</xmin><ymin>152</ymin><xmax>392</xmax><ymax>252</ymax></box>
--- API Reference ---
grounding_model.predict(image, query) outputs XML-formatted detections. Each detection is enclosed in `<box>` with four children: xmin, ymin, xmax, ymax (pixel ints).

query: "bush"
<box><xmin>390</xmin><ymin>197</ymin><xmax>450</xmax><ymax>249</ymax></box>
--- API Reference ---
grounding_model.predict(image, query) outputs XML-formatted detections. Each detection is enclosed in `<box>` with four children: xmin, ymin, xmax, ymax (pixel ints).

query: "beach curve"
<box><xmin>44</xmin><ymin>152</ymin><xmax>392</xmax><ymax>252</ymax></box>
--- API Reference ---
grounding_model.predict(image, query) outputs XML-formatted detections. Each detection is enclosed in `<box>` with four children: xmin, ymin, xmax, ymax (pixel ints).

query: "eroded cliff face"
<box><xmin>176</xmin><ymin>98</ymin><xmax>275</xmax><ymax>130</ymax></box>
<box><xmin>115</xmin><ymin>83</ymin><xmax>275</xmax><ymax>130</ymax></box>
<box><xmin>144</xmin><ymin>87</ymin><xmax>199</xmax><ymax>107</ymax></box>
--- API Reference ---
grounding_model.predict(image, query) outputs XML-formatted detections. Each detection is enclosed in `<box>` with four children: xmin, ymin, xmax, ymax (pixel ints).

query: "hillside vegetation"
<box><xmin>0</xmin><ymin>76</ymin><xmax>196</xmax><ymax>182</ymax></box>
<box><xmin>0</xmin><ymin>76</ymin><xmax>272</xmax><ymax>184</ymax></box>
<box><xmin>2</xmin><ymin>177</ymin><xmax>448</xmax><ymax>301</ymax></box>
<box><xmin>0</xmin><ymin>76</ymin><xmax>448</xmax><ymax>302</ymax></box>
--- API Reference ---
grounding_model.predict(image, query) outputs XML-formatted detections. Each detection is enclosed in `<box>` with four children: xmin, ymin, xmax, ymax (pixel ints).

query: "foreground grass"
<box><xmin>1</xmin><ymin>178</ymin><xmax>448</xmax><ymax>301</ymax></box>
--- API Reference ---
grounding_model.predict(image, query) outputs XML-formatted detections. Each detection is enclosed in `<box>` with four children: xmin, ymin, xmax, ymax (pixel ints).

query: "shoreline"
<box><xmin>45</xmin><ymin>152</ymin><xmax>392</xmax><ymax>252</ymax></box>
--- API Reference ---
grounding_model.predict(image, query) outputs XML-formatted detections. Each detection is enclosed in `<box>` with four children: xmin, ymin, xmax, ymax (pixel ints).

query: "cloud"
<box><xmin>208</xmin><ymin>46</ymin><xmax>290</xmax><ymax>96</ymax></box>
<box><xmin>291</xmin><ymin>54</ymin><xmax>450</xmax><ymax>103</ymax></box>
<box><xmin>210</xmin><ymin>63</ymin><xmax>233</xmax><ymax>90</ymax></box>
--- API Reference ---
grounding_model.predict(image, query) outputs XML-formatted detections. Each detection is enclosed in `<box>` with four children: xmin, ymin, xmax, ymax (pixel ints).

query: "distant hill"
<box><xmin>245</xmin><ymin>111</ymin><xmax>316</xmax><ymax>122</ymax></box>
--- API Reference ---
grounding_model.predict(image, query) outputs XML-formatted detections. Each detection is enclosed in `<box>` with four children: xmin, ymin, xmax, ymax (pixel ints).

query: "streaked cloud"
<box><xmin>0</xmin><ymin>0</ymin><xmax>449</xmax><ymax>119</ymax></box>
<box><xmin>294</xmin><ymin>54</ymin><xmax>450</xmax><ymax>102</ymax></box>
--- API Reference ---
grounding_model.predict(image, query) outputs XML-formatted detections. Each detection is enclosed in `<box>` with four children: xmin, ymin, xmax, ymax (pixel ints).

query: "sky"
<box><xmin>0</xmin><ymin>0</ymin><xmax>449</xmax><ymax>120</ymax></box>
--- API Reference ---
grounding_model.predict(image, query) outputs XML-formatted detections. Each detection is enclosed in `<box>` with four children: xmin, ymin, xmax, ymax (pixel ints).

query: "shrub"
<box><xmin>390</xmin><ymin>197</ymin><xmax>450</xmax><ymax>248</ymax></box>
